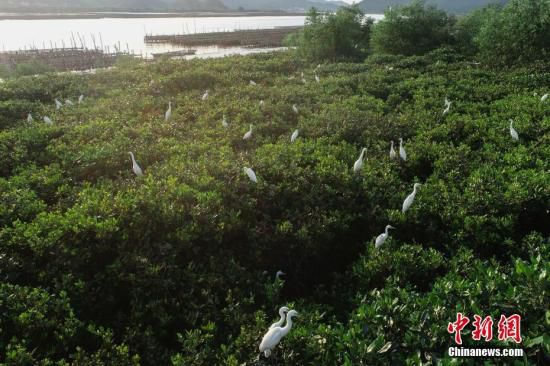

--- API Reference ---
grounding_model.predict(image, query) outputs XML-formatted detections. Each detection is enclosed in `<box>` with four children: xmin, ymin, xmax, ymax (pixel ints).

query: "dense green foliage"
<box><xmin>296</xmin><ymin>0</ymin><xmax>549</xmax><ymax>66</ymax></box>
<box><xmin>371</xmin><ymin>0</ymin><xmax>455</xmax><ymax>56</ymax></box>
<box><xmin>286</xmin><ymin>6</ymin><xmax>373</xmax><ymax>61</ymax></box>
<box><xmin>475</xmin><ymin>0</ymin><xmax>550</xmax><ymax>66</ymax></box>
<box><xmin>1</xmin><ymin>46</ymin><xmax>549</xmax><ymax>364</ymax></box>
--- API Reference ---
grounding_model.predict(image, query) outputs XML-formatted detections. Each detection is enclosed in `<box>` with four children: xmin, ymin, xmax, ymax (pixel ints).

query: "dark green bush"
<box><xmin>371</xmin><ymin>0</ymin><xmax>456</xmax><ymax>56</ymax></box>
<box><xmin>287</xmin><ymin>6</ymin><xmax>373</xmax><ymax>61</ymax></box>
<box><xmin>475</xmin><ymin>0</ymin><xmax>550</xmax><ymax>66</ymax></box>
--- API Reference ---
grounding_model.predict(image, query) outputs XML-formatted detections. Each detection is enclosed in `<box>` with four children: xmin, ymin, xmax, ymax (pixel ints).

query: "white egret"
<box><xmin>402</xmin><ymin>183</ymin><xmax>421</xmax><ymax>213</ymax></box>
<box><xmin>302</xmin><ymin>77</ymin><xmax>307</xmax><ymax>84</ymax></box>
<box><xmin>541</xmin><ymin>93</ymin><xmax>548</xmax><ymax>102</ymax></box>
<box><xmin>290</xmin><ymin>129</ymin><xmax>299</xmax><ymax>143</ymax></box>
<box><xmin>78</xmin><ymin>94</ymin><xmax>84</xmax><ymax>104</ymax></box>
<box><xmin>202</xmin><ymin>90</ymin><xmax>209</xmax><ymax>101</ymax></box>
<box><xmin>243</xmin><ymin>167</ymin><xmax>257</xmax><ymax>183</ymax></box>
<box><xmin>55</xmin><ymin>99</ymin><xmax>63</xmax><ymax>109</ymax></box>
<box><xmin>316</xmin><ymin>64</ymin><xmax>321</xmax><ymax>69</ymax></box>
<box><xmin>292</xmin><ymin>104</ymin><xmax>299</xmax><ymax>114</ymax></box>
<box><xmin>259</xmin><ymin>310</ymin><xmax>299</xmax><ymax>358</ymax></box>
<box><xmin>443</xmin><ymin>97</ymin><xmax>451</xmax><ymax>115</ymax></box>
<box><xmin>43</xmin><ymin>116</ymin><xmax>53</xmax><ymax>125</ymax></box>
<box><xmin>301</xmin><ymin>72</ymin><xmax>304</xmax><ymax>78</ymax></box>
<box><xmin>269</xmin><ymin>307</ymin><xmax>290</xmax><ymax>330</ymax></box>
<box><xmin>353</xmin><ymin>148</ymin><xmax>367</xmax><ymax>173</ymax></box>
<box><xmin>375</xmin><ymin>225</ymin><xmax>395</xmax><ymax>249</ymax></box>
<box><xmin>27</xmin><ymin>113</ymin><xmax>33</xmax><ymax>123</ymax></box>
<box><xmin>399</xmin><ymin>138</ymin><xmax>407</xmax><ymax>161</ymax></box>
<box><xmin>509</xmin><ymin>119</ymin><xmax>519</xmax><ymax>141</ymax></box>
<box><xmin>389</xmin><ymin>140</ymin><xmax>397</xmax><ymax>159</ymax></box>
<box><xmin>128</xmin><ymin>152</ymin><xmax>143</xmax><ymax>177</ymax></box>
<box><xmin>275</xmin><ymin>270</ymin><xmax>285</xmax><ymax>280</ymax></box>
<box><xmin>65</xmin><ymin>99</ymin><xmax>74</xmax><ymax>106</ymax></box>
<box><xmin>259</xmin><ymin>100</ymin><xmax>265</xmax><ymax>107</ymax></box>
<box><xmin>165</xmin><ymin>102</ymin><xmax>172</xmax><ymax>122</ymax></box>
<box><xmin>243</xmin><ymin>124</ymin><xmax>253</xmax><ymax>140</ymax></box>
<box><xmin>250</xmin><ymin>80</ymin><xmax>257</xmax><ymax>86</ymax></box>
<box><xmin>222</xmin><ymin>115</ymin><xmax>229</xmax><ymax>128</ymax></box>
<box><xmin>315</xmin><ymin>74</ymin><xmax>320</xmax><ymax>83</ymax></box>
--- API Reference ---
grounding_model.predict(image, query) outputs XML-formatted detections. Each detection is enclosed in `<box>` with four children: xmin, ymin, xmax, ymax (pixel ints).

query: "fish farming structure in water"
<box><xmin>144</xmin><ymin>26</ymin><xmax>303</xmax><ymax>47</ymax></box>
<box><xmin>0</xmin><ymin>47</ymin><xmax>135</xmax><ymax>72</ymax></box>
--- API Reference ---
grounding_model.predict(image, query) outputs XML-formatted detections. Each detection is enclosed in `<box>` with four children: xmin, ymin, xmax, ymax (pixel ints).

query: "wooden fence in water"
<box><xmin>0</xmin><ymin>48</ymin><xmax>135</xmax><ymax>72</ymax></box>
<box><xmin>144</xmin><ymin>26</ymin><xmax>302</xmax><ymax>47</ymax></box>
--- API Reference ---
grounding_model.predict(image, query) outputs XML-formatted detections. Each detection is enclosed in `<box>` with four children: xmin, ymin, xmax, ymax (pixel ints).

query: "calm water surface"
<box><xmin>0</xmin><ymin>14</ymin><xmax>383</xmax><ymax>59</ymax></box>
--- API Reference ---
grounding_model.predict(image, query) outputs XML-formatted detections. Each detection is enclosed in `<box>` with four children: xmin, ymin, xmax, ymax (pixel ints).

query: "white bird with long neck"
<box><xmin>250</xmin><ymin>80</ymin><xmax>257</xmax><ymax>86</ymax></box>
<box><xmin>128</xmin><ymin>152</ymin><xmax>143</xmax><ymax>177</ymax></box>
<box><xmin>222</xmin><ymin>115</ymin><xmax>229</xmax><ymax>128</ymax></box>
<box><xmin>243</xmin><ymin>124</ymin><xmax>253</xmax><ymax>140</ymax></box>
<box><xmin>259</xmin><ymin>100</ymin><xmax>265</xmax><ymax>108</ymax></box>
<box><xmin>541</xmin><ymin>93</ymin><xmax>548</xmax><ymax>102</ymax></box>
<box><xmin>375</xmin><ymin>225</ymin><xmax>395</xmax><ymax>249</ymax></box>
<box><xmin>275</xmin><ymin>270</ymin><xmax>285</xmax><ymax>280</ymax></box>
<box><xmin>315</xmin><ymin>74</ymin><xmax>320</xmax><ymax>83</ymax></box>
<box><xmin>78</xmin><ymin>94</ymin><xmax>84</xmax><ymax>104</ymax></box>
<box><xmin>292</xmin><ymin>104</ymin><xmax>299</xmax><ymax>114</ymax></box>
<box><xmin>165</xmin><ymin>102</ymin><xmax>172</xmax><ymax>122</ymax></box>
<box><xmin>269</xmin><ymin>307</ymin><xmax>290</xmax><ymax>330</ymax></box>
<box><xmin>389</xmin><ymin>140</ymin><xmax>397</xmax><ymax>159</ymax></box>
<box><xmin>55</xmin><ymin>99</ymin><xmax>63</xmax><ymax>109</ymax></box>
<box><xmin>353</xmin><ymin>148</ymin><xmax>367</xmax><ymax>173</ymax></box>
<box><xmin>259</xmin><ymin>310</ymin><xmax>299</xmax><ymax>358</ymax></box>
<box><xmin>202</xmin><ymin>90</ymin><xmax>209</xmax><ymax>101</ymax></box>
<box><xmin>443</xmin><ymin>97</ymin><xmax>451</xmax><ymax>115</ymax></box>
<box><xmin>65</xmin><ymin>99</ymin><xmax>74</xmax><ymax>106</ymax></box>
<box><xmin>27</xmin><ymin>113</ymin><xmax>33</xmax><ymax>123</ymax></box>
<box><xmin>43</xmin><ymin>116</ymin><xmax>53</xmax><ymax>125</ymax></box>
<box><xmin>402</xmin><ymin>183</ymin><xmax>421</xmax><ymax>213</ymax></box>
<box><xmin>290</xmin><ymin>129</ymin><xmax>299</xmax><ymax>143</ymax></box>
<box><xmin>509</xmin><ymin>120</ymin><xmax>519</xmax><ymax>141</ymax></box>
<box><xmin>399</xmin><ymin>138</ymin><xmax>407</xmax><ymax>161</ymax></box>
<box><xmin>243</xmin><ymin>167</ymin><xmax>257</xmax><ymax>183</ymax></box>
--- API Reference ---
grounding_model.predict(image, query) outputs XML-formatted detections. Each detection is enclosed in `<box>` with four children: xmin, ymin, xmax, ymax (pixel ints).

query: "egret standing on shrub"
<box><xmin>78</xmin><ymin>94</ymin><xmax>84</xmax><ymax>104</ymax></box>
<box><xmin>27</xmin><ymin>113</ymin><xmax>33</xmax><ymax>123</ymax></box>
<box><xmin>243</xmin><ymin>167</ymin><xmax>257</xmax><ymax>183</ymax></box>
<box><xmin>269</xmin><ymin>307</ymin><xmax>290</xmax><ymax>329</ymax></box>
<box><xmin>243</xmin><ymin>124</ymin><xmax>253</xmax><ymax>140</ymax></box>
<box><xmin>202</xmin><ymin>90</ymin><xmax>209</xmax><ymax>101</ymax></box>
<box><xmin>353</xmin><ymin>148</ymin><xmax>367</xmax><ymax>173</ymax></box>
<box><xmin>443</xmin><ymin>97</ymin><xmax>451</xmax><ymax>115</ymax></box>
<box><xmin>291</xmin><ymin>129</ymin><xmax>299</xmax><ymax>143</ymax></box>
<box><xmin>541</xmin><ymin>93</ymin><xmax>548</xmax><ymax>102</ymax></box>
<box><xmin>65</xmin><ymin>99</ymin><xmax>74</xmax><ymax>106</ymax></box>
<box><xmin>389</xmin><ymin>140</ymin><xmax>397</xmax><ymax>159</ymax></box>
<box><xmin>222</xmin><ymin>115</ymin><xmax>228</xmax><ymax>128</ymax></box>
<box><xmin>165</xmin><ymin>102</ymin><xmax>172</xmax><ymax>122</ymax></box>
<box><xmin>402</xmin><ymin>183</ymin><xmax>421</xmax><ymax>213</ymax></box>
<box><xmin>128</xmin><ymin>152</ymin><xmax>143</xmax><ymax>177</ymax></box>
<box><xmin>315</xmin><ymin>74</ymin><xmax>320</xmax><ymax>83</ymax></box>
<box><xmin>292</xmin><ymin>104</ymin><xmax>299</xmax><ymax>114</ymax></box>
<box><xmin>259</xmin><ymin>310</ymin><xmax>299</xmax><ymax>358</ymax></box>
<box><xmin>509</xmin><ymin>120</ymin><xmax>519</xmax><ymax>141</ymax></box>
<box><xmin>399</xmin><ymin>138</ymin><xmax>407</xmax><ymax>161</ymax></box>
<box><xmin>375</xmin><ymin>225</ymin><xmax>395</xmax><ymax>249</ymax></box>
<box><xmin>55</xmin><ymin>99</ymin><xmax>63</xmax><ymax>109</ymax></box>
<box><xmin>43</xmin><ymin>116</ymin><xmax>53</xmax><ymax>125</ymax></box>
<box><xmin>250</xmin><ymin>80</ymin><xmax>257</xmax><ymax>86</ymax></box>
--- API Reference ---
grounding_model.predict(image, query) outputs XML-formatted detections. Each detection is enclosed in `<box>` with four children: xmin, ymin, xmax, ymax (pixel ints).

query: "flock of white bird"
<box><xmin>25</xmin><ymin>71</ymin><xmax>548</xmax><ymax>359</ymax></box>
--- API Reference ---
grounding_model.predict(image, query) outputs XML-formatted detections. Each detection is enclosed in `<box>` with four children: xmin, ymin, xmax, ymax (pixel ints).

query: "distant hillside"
<box><xmin>359</xmin><ymin>0</ymin><xmax>508</xmax><ymax>14</ymax></box>
<box><xmin>220</xmin><ymin>0</ymin><xmax>346</xmax><ymax>11</ymax></box>
<box><xmin>0</xmin><ymin>0</ymin><xmax>227</xmax><ymax>12</ymax></box>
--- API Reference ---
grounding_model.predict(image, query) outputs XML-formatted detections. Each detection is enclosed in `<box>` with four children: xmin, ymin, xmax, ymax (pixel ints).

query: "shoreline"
<box><xmin>0</xmin><ymin>11</ymin><xmax>306</xmax><ymax>21</ymax></box>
